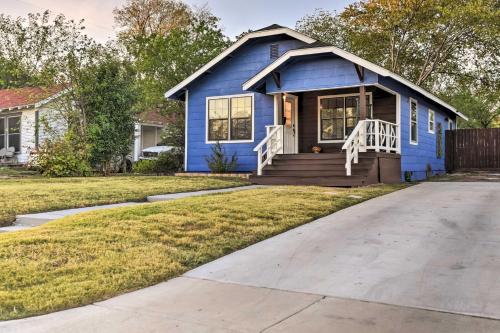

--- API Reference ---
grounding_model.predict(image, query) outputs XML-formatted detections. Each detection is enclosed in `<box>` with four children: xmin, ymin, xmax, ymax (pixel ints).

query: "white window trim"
<box><xmin>409</xmin><ymin>98</ymin><xmax>418</xmax><ymax>145</ymax></box>
<box><xmin>1</xmin><ymin>114</ymin><xmax>22</xmax><ymax>152</ymax></box>
<box><xmin>428</xmin><ymin>109</ymin><xmax>435</xmax><ymax>134</ymax></box>
<box><xmin>205</xmin><ymin>93</ymin><xmax>255</xmax><ymax>144</ymax></box>
<box><xmin>448</xmin><ymin>118</ymin><xmax>453</xmax><ymax>130</ymax></box>
<box><xmin>317</xmin><ymin>92</ymin><xmax>373</xmax><ymax>143</ymax></box>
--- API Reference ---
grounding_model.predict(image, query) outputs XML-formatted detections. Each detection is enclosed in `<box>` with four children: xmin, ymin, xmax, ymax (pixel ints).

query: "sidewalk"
<box><xmin>0</xmin><ymin>185</ymin><xmax>263</xmax><ymax>233</ymax></box>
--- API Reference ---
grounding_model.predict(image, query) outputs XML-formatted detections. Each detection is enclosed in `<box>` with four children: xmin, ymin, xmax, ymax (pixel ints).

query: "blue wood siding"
<box><xmin>265</xmin><ymin>56</ymin><xmax>378</xmax><ymax>93</ymax></box>
<box><xmin>185</xmin><ymin>38</ymin><xmax>307</xmax><ymax>172</ymax></box>
<box><xmin>379</xmin><ymin>77</ymin><xmax>452</xmax><ymax>180</ymax></box>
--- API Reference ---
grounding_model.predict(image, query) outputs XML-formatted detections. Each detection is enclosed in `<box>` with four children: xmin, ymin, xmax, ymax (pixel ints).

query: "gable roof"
<box><xmin>0</xmin><ymin>86</ymin><xmax>66</xmax><ymax>112</ymax></box>
<box><xmin>164</xmin><ymin>26</ymin><xmax>316</xmax><ymax>99</ymax></box>
<box><xmin>243</xmin><ymin>45</ymin><xmax>467</xmax><ymax>120</ymax></box>
<box><xmin>254</xmin><ymin>24</ymin><xmax>286</xmax><ymax>32</ymax></box>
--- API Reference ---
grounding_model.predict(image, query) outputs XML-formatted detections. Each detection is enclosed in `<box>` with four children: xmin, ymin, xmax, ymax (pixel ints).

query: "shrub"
<box><xmin>426</xmin><ymin>163</ymin><xmax>433</xmax><ymax>178</ymax></box>
<box><xmin>133</xmin><ymin>150</ymin><xmax>183</xmax><ymax>175</ymax></box>
<box><xmin>132</xmin><ymin>159</ymin><xmax>157</xmax><ymax>174</ymax></box>
<box><xmin>205</xmin><ymin>142</ymin><xmax>237</xmax><ymax>173</ymax></box>
<box><xmin>155</xmin><ymin>149</ymin><xmax>183</xmax><ymax>173</ymax></box>
<box><xmin>404</xmin><ymin>171</ymin><xmax>413</xmax><ymax>182</ymax></box>
<box><xmin>33</xmin><ymin>135</ymin><xmax>92</xmax><ymax>177</ymax></box>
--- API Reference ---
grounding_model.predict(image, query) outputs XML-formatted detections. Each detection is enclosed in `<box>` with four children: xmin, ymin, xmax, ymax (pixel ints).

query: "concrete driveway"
<box><xmin>2</xmin><ymin>182</ymin><xmax>500</xmax><ymax>332</ymax></box>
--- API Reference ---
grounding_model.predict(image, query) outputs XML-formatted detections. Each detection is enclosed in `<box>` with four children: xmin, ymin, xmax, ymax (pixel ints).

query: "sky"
<box><xmin>1</xmin><ymin>0</ymin><xmax>354</xmax><ymax>42</ymax></box>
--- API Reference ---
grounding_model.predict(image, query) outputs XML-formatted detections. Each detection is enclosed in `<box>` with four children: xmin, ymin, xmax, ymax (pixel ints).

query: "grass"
<box><xmin>0</xmin><ymin>184</ymin><xmax>407</xmax><ymax>320</ymax></box>
<box><xmin>0</xmin><ymin>176</ymin><xmax>248</xmax><ymax>226</ymax></box>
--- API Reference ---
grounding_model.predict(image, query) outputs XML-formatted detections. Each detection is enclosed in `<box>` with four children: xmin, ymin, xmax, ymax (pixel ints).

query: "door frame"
<box><xmin>283</xmin><ymin>93</ymin><xmax>299</xmax><ymax>154</ymax></box>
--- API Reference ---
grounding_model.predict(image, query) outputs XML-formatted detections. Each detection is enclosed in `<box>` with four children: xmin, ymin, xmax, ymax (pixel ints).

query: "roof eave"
<box><xmin>242</xmin><ymin>46</ymin><xmax>465</xmax><ymax>119</ymax></box>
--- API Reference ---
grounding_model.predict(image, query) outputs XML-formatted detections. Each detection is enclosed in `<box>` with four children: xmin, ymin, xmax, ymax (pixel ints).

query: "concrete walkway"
<box><xmin>0</xmin><ymin>185</ymin><xmax>262</xmax><ymax>232</ymax></box>
<box><xmin>2</xmin><ymin>182</ymin><xmax>500</xmax><ymax>332</ymax></box>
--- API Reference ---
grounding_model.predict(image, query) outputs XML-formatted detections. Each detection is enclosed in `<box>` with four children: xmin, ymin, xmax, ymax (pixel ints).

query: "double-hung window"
<box><xmin>318</xmin><ymin>94</ymin><xmax>371</xmax><ymax>142</ymax></box>
<box><xmin>410</xmin><ymin>99</ymin><xmax>418</xmax><ymax>145</ymax></box>
<box><xmin>207</xmin><ymin>95</ymin><xmax>253</xmax><ymax>142</ymax></box>
<box><xmin>0</xmin><ymin>115</ymin><xmax>21</xmax><ymax>152</ymax></box>
<box><xmin>0</xmin><ymin>118</ymin><xmax>4</xmax><ymax>150</ymax></box>
<box><xmin>428</xmin><ymin>109</ymin><xmax>435</xmax><ymax>134</ymax></box>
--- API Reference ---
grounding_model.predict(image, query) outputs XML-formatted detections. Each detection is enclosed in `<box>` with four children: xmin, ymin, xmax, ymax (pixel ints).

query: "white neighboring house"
<box><xmin>133</xmin><ymin>110</ymin><xmax>171</xmax><ymax>162</ymax></box>
<box><xmin>0</xmin><ymin>86</ymin><xmax>168</xmax><ymax>165</ymax></box>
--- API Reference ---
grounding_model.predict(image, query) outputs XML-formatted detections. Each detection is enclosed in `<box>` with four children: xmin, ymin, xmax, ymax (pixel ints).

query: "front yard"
<box><xmin>0</xmin><ymin>184</ymin><xmax>406</xmax><ymax>320</ymax></box>
<box><xmin>0</xmin><ymin>176</ymin><xmax>248</xmax><ymax>226</ymax></box>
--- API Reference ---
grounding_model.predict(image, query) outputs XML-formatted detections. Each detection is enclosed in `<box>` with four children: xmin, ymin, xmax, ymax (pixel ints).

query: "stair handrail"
<box><xmin>342</xmin><ymin>120</ymin><xmax>366</xmax><ymax>176</ymax></box>
<box><xmin>342</xmin><ymin>119</ymin><xmax>400</xmax><ymax>176</ymax></box>
<box><xmin>253</xmin><ymin>125</ymin><xmax>283</xmax><ymax>176</ymax></box>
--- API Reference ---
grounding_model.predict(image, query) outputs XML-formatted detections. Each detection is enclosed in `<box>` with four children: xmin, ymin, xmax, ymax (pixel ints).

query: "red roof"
<box><xmin>0</xmin><ymin>86</ymin><xmax>64</xmax><ymax>110</ymax></box>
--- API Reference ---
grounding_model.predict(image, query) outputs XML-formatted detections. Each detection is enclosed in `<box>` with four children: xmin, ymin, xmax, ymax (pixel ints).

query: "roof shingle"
<box><xmin>0</xmin><ymin>86</ymin><xmax>64</xmax><ymax>110</ymax></box>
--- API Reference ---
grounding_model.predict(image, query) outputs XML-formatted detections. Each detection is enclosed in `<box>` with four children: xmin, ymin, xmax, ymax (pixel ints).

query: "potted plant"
<box><xmin>312</xmin><ymin>146</ymin><xmax>322</xmax><ymax>154</ymax></box>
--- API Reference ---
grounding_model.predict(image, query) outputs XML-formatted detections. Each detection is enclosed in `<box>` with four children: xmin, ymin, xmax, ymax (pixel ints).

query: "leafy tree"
<box><xmin>114</xmin><ymin>2</ymin><xmax>229</xmax><ymax>154</ymax></box>
<box><xmin>114</xmin><ymin>0</ymin><xmax>191</xmax><ymax>41</ymax></box>
<box><xmin>445</xmin><ymin>85</ymin><xmax>499</xmax><ymax>128</ymax></box>
<box><xmin>0</xmin><ymin>11</ymin><xmax>94</xmax><ymax>89</ymax></box>
<box><xmin>160</xmin><ymin>112</ymin><xmax>184</xmax><ymax>147</ymax></box>
<box><xmin>117</xmin><ymin>6</ymin><xmax>229</xmax><ymax>108</ymax></box>
<box><xmin>78</xmin><ymin>54</ymin><xmax>137</xmax><ymax>174</ymax></box>
<box><xmin>296</xmin><ymin>0</ymin><xmax>499</xmax><ymax>89</ymax></box>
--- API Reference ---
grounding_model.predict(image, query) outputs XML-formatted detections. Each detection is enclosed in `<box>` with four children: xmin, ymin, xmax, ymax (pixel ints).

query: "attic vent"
<box><xmin>270</xmin><ymin>44</ymin><xmax>279</xmax><ymax>60</ymax></box>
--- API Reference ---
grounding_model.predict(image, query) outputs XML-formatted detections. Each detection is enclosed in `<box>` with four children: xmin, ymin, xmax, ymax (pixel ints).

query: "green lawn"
<box><xmin>0</xmin><ymin>176</ymin><xmax>248</xmax><ymax>226</ymax></box>
<box><xmin>0</xmin><ymin>184</ymin><xmax>406</xmax><ymax>320</ymax></box>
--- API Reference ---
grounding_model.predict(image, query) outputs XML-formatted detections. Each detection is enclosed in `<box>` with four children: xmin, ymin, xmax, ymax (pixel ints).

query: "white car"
<box><xmin>140</xmin><ymin>146</ymin><xmax>174</xmax><ymax>160</ymax></box>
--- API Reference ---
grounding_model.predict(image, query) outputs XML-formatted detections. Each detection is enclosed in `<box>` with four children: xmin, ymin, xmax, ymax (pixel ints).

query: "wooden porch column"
<box><xmin>276</xmin><ymin>93</ymin><xmax>284</xmax><ymax>125</ymax></box>
<box><xmin>354</xmin><ymin>63</ymin><xmax>367</xmax><ymax>120</ymax></box>
<box><xmin>359</xmin><ymin>85</ymin><xmax>367</xmax><ymax>120</ymax></box>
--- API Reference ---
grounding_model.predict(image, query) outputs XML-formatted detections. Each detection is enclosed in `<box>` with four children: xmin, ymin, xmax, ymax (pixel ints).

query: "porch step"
<box><xmin>249</xmin><ymin>175</ymin><xmax>367</xmax><ymax>187</ymax></box>
<box><xmin>277</xmin><ymin>153</ymin><xmax>346</xmax><ymax>160</ymax></box>
<box><xmin>267</xmin><ymin>161</ymin><xmax>372</xmax><ymax>170</ymax></box>
<box><xmin>271</xmin><ymin>158</ymin><xmax>371</xmax><ymax>166</ymax></box>
<box><xmin>262</xmin><ymin>170</ymin><xmax>370</xmax><ymax>177</ymax></box>
<box><xmin>250</xmin><ymin>152</ymin><xmax>388</xmax><ymax>187</ymax></box>
<box><xmin>276</xmin><ymin>152</ymin><xmax>381</xmax><ymax>159</ymax></box>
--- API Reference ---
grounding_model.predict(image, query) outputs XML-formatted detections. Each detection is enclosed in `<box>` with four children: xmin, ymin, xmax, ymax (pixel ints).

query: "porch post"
<box><xmin>359</xmin><ymin>85</ymin><xmax>367</xmax><ymax>120</ymax></box>
<box><xmin>276</xmin><ymin>93</ymin><xmax>284</xmax><ymax>125</ymax></box>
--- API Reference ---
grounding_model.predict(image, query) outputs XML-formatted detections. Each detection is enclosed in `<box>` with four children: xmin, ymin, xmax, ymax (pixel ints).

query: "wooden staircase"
<box><xmin>249</xmin><ymin>152</ymin><xmax>398</xmax><ymax>186</ymax></box>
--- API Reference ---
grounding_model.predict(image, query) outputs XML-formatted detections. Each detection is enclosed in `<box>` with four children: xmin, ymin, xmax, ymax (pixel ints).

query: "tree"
<box><xmin>114</xmin><ymin>2</ymin><xmax>229</xmax><ymax>153</ymax></box>
<box><xmin>445</xmin><ymin>85</ymin><xmax>499</xmax><ymax>128</ymax></box>
<box><xmin>115</xmin><ymin>3</ymin><xmax>229</xmax><ymax>107</ymax></box>
<box><xmin>78</xmin><ymin>53</ymin><xmax>137</xmax><ymax>174</ymax></box>
<box><xmin>114</xmin><ymin>0</ymin><xmax>191</xmax><ymax>41</ymax></box>
<box><xmin>296</xmin><ymin>0</ymin><xmax>499</xmax><ymax>90</ymax></box>
<box><xmin>132</xmin><ymin>9</ymin><xmax>229</xmax><ymax>107</ymax></box>
<box><xmin>0</xmin><ymin>11</ymin><xmax>94</xmax><ymax>89</ymax></box>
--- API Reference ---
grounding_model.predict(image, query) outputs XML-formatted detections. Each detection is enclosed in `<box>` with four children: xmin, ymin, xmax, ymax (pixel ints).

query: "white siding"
<box><xmin>18</xmin><ymin>108</ymin><xmax>67</xmax><ymax>164</ymax></box>
<box><xmin>19</xmin><ymin>110</ymin><xmax>36</xmax><ymax>164</ymax></box>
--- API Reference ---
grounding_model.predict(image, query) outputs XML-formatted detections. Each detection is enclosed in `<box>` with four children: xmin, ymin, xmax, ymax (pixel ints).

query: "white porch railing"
<box><xmin>342</xmin><ymin>119</ymin><xmax>400</xmax><ymax>176</ymax></box>
<box><xmin>253</xmin><ymin>125</ymin><xmax>284</xmax><ymax>176</ymax></box>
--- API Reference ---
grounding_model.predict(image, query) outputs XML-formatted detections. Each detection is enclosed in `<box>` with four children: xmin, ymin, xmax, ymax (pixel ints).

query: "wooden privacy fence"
<box><xmin>446</xmin><ymin>128</ymin><xmax>500</xmax><ymax>171</ymax></box>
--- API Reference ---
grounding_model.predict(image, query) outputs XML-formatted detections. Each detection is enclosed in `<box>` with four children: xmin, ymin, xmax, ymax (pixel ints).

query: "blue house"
<box><xmin>166</xmin><ymin>24</ymin><xmax>466</xmax><ymax>186</ymax></box>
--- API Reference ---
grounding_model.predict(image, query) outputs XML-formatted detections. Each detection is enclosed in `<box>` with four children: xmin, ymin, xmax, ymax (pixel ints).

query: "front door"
<box><xmin>283</xmin><ymin>94</ymin><xmax>298</xmax><ymax>154</ymax></box>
